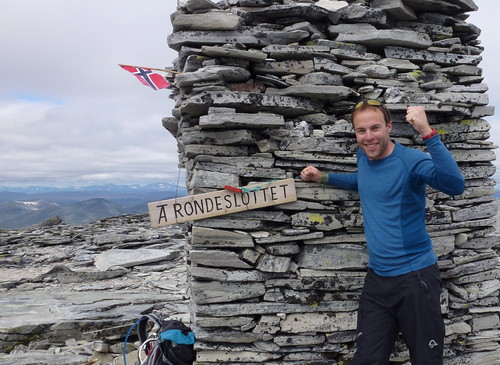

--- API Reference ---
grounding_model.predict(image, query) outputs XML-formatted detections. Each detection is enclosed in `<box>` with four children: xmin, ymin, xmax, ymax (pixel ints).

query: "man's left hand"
<box><xmin>406</xmin><ymin>106</ymin><xmax>433</xmax><ymax>137</ymax></box>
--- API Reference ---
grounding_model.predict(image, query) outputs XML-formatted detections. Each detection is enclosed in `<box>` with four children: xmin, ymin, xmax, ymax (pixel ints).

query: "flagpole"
<box><xmin>119</xmin><ymin>64</ymin><xmax>182</xmax><ymax>74</ymax></box>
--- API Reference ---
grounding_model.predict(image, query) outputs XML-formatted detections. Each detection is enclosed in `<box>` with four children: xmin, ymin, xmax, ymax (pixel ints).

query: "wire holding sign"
<box><xmin>148</xmin><ymin>178</ymin><xmax>297</xmax><ymax>227</ymax></box>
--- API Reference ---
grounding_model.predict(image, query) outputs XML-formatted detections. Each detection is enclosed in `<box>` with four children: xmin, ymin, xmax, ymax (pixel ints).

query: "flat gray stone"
<box><xmin>193</xmin><ymin>162</ymin><xmax>288</xmax><ymax>180</ymax></box>
<box><xmin>451</xmin><ymin>149</ymin><xmax>496</xmax><ymax>163</ymax></box>
<box><xmin>337</xmin><ymin>29</ymin><xmax>431</xmax><ymax>49</ymax></box>
<box><xmin>239</xmin><ymin>0</ymin><xmax>273</xmax><ymax>6</ymax></box>
<box><xmin>340</xmin><ymin>4</ymin><xmax>388</xmax><ymax>26</ymax></box>
<box><xmin>190</xmin><ymin>267</ymin><xmax>270</xmax><ymax>282</ymax></box>
<box><xmin>175</xmin><ymin>65</ymin><xmax>250</xmax><ymax>88</ymax></box>
<box><xmin>173</xmin><ymin>12</ymin><xmax>243</xmax><ymax>31</ymax></box>
<box><xmin>314</xmin><ymin>57</ymin><xmax>353</xmax><ymax>74</ymax></box>
<box><xmin>267</xmin><ymin>85</ymin><xmax>355</xmax><ymax>102</ymax></box>
<box><xmin>255</xmin><ymin>231</ymin><xmax>323</xmax><ymax>244</ymax></box>
<box><xmin>328</xmin><ymin>23</ymin><xmax>377</xmax><ymax>37</ymax></box>
<box><xmin>194</xmin><ymin>315</ymin><xmax>254</xmax><ymax>328</ymax></box>
<box><xmin>265</xmin><ymin>242</ymin><xmax>300</xmax><ymax>255</ymax></box>
<box><xmin>443</xmin><ymin>258</ymin><xmax>499</xmax><ymax>279</ymax></box>
<box><xmin>274</xmin><ymin>334</ymin><xmax>326</xmax><ymax>346</ymax></box>
<box><xmin>256</xmin><ymin>254</ymin><xmax>291</xmax><ymax>272</ymax></box>
<box><xmin>191</xmin><ymin>226</ymin><xmax>255</xmax><ymax>248</ymax></box>
<box><xmin>195</xmin><ymin>348</ymin><xmax>281</xmax><ymax>363</ymax></box>
<box><xmin>402</xmin><ymin>0</ymin><xmax>476</xmax><ymax>14</ymax></box>
<box><xmin>233</xmin><ymin>3</ymin><xmax>331</xmax><ymax>22</ymax></box>
<box><xmin>199</xmin><ymin>112</ymin><xmax>285</xmax><ymax>129</ymax></box>
<box><xmin>432</xmin><ymin>235</ymin><xmax>455</xmax><ymax>257</ymax></box>
<box><xmin>94</xmin><ymin>248</ymin><xmax>179</xmax><ymax>271</ymax></box>
<box><xmin>330</xmin><ymin>47</ymin><xmax>381</xmax><ymax>61</ymax></box>
<box><xmin>191</xmin><ymin>281</ymin><xmax>265</xmax><ymax>304</ymax></box>
<box><xmin>356</xmin><ymin>64</ymin><xmax>391</xmax><ymax>78</ymax></box>
<box><xmin>201</xmin><ymin>45</ymin><xmax>267</xmax><ymax>62</ymax></box>
<box><xmin>268</xmin><ymin>273</ymin><xmax>366</xmax><ymax>291</ymax></box>
<box><xmin>198</xmin><ymin>155</ymin><xmax>275</xmax><ymax>168</ymax></box>
<box><xmin>395</xmin><ymin>21</ymin><xmax>453</xmax><ymax>39</ymax></box>
<box><xmin>274</xmin><ymin>150</ymin><xmax>357</xmax><ymax>164</ymax></box>
<box><xmin>441</xmin><ymin>64</ymin><xmax>483</xmax><ymax>76</ymax></box>
<box><xmin>430</xmin><ymin>92</ymin><xmax>489</xmax><ymax>106</ymax></box>
<box><xmin>291</xmin><ymin>211</ymin><xmax>363</xmax><ymax>231</ymax></box>
<box><xmin>253</xmin><ymin>59</ymin><xmax>315</xmax><ymax>76</ymax></box>
<box><xmin>377</xmin><ymin>57</ymin><xmax>420</xmax><ymax>71</ymax></box>
<box><xmin>194</xmin><ymin>217</ymin><xmax>265</xmax><ymax>230</ymax></box>
<box><xmin>261</xmin><ymin>44</ymin><xmax>331</xmax><ymax>60</ymax></box>
<box><xmin>299</xmin><ymin>72</ymin><xmax>343</xmax><ymax>85</ymax></box>
<box><xmin>194</xmin><ymin>327</ymin><xmax>265</xmax><ymax>344</ymax></box>
<box><xmin>184</xmin><ymin>145</ymin><xmax>248</xmax><ymax>159</ymax></box>
<box><xmin>195</xmin><ymin>301</ymin><xmax>358</xmax><ymax>317</ymax></box>
<box><xmin>0</xmin><ymin>352</ymin><xmax>90</xmax><ymax>365</ymax></box>
<box><xmin>182</xmin><ymin>129</ymin><xmax>255</xmax><ymax>145</ymax></box>
<box><xmin>452</xmin><ymin>201</ymin><xmax>498</xmax><ymax>222</ymax></box>
<box><xmin>179</xmin><ymin>91</ymin><xmax>323</xmax><ymax>117</ymax></box>
<box><xmin>279</xmin><ymin>136</ymin><xmax>357</xmax><ymax>154</ymax></box>
<box><xmin>281</xmin><ymin>312</ymin><xmax>357</xmax><ymax>333</ymax></box>
<box><xmin>451</xmin><ymin>83</ymin><xmax>489</xmax><ymax>93</ymax></box>
<box><xmin>168</xmin><ymin>29</ymin><xmax>309</xmax><ymax>51</ymax></box>
<box><xmin>190</xmin><ymin>249</ymin><xmax>253</xmax><ymax>269</ymax></box>
<box><xmin>371</xmin><ymin>0</ymin><xmax>417</xmax><ymax>20</ymax></box>
<box><xmin>385</xmin><ymin>46</ymin><xmax>482</xmax><ymax>66</ymax></box>
<box><xmin>297</xmin><ymin>244</ymin><xmax>368</xmax><ymax>270</ymax></box>
<box><xmin>354</xmin><ymin>77</ymin><xmax>419</xmax><ymax>89</ymax></box>
<box><xmin>315</xmin><ymin>0</ymin><xmax>348</xmax><ymax>12</ymax></box>
<box><xmin>188</xmin><ymin>169</ymin><xmax>239</xmax><ymax>190</ymax></box>
<box><xmin>185</xmin><ymin>0</ymin><xmax>221</xmax><ymax>12</ymax></box>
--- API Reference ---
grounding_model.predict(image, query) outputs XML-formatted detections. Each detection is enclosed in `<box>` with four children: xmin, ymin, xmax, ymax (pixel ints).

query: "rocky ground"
<box><xmin>0</xmin><ymin>214</ymin><xmax>190</xmax><ymax>365</ymax></box>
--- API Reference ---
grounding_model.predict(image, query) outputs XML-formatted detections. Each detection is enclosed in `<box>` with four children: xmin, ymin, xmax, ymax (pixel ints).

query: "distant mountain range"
<box><xmin>0</xmin><ymin>183</ymin><xmax>187</xmax><ymax>229</ymax></box>
<box><xmin>1</xmin><ymin>179</ymin><xmax>498</xmax><ymax>229</ymax></box>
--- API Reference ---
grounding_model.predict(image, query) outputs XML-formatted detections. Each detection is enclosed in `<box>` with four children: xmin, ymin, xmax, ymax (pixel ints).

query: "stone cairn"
<box><xmin>165</xmin><ymin>0</ymin><xmax>499</xmax><ymax>364</ymax></box>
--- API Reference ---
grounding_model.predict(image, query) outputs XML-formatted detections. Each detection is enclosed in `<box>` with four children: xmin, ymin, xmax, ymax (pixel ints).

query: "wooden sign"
<box><xmin>148</xmin><ymin>178</ymin><xmax>297</xmax><ymax>227</ymax></box>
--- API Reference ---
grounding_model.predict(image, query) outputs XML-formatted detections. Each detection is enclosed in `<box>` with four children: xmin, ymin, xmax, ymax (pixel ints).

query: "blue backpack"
<box><xmin>124</xmin><ymin>313</ymin><xmax>196</xmax><ymax>365</ymax></box>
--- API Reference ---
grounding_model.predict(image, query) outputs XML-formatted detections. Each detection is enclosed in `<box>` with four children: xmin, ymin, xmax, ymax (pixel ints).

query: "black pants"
<box><xmin>352</xmin><ymin>263</ymin><xmax>445</xmax><ymax>365</ymax></box>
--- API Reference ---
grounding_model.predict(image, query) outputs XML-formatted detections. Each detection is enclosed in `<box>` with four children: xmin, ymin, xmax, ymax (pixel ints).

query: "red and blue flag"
<box><xmin>120</xmin><ymin>65</ymin><xmax>170</xmax><ymax>90</ymax></box>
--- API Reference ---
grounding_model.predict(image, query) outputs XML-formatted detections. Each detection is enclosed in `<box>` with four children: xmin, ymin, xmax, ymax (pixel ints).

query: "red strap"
<box><xmin>422</xmin><ymin>128</ymin><xmax>438</xmax><ymax>141</ymax></box>
<box><xmin>224</xmin><ymin>185</ymin><xmax>243</xmax><ymax>193</ymax></box>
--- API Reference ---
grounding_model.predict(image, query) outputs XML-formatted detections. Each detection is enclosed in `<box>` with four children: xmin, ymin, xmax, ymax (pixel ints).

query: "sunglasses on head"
<box><xmin>354</xmin><ymin>99</ymin><xmax>385</xmax><ymax>110</ymax></box>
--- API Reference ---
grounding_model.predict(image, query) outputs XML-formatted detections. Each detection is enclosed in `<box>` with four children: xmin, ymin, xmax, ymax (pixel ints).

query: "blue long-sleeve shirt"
<box><xmin>327</xmin><ymin>135</ymin><xmax>465</xmax><ymax>276</ymax></box>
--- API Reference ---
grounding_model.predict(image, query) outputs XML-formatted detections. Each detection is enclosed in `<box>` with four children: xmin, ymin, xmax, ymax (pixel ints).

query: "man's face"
<box><xmin>352</xmin><ymin>107</ymin><xmax>394</xmax><ymax>160</ymax></box>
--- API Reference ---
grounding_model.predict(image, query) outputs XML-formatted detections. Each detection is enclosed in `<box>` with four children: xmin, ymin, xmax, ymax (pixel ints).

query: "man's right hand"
<box><xmin>300</xmin><ymin>166</ymin><xmax>323</xmax><ymax>183</ymax></box>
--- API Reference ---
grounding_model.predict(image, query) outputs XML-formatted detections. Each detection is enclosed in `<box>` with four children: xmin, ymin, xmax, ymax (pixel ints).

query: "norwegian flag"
<box><xmin>120</xmin><ymin>65</ymin><xmax>170</xmax><ymax>90</ymax></box>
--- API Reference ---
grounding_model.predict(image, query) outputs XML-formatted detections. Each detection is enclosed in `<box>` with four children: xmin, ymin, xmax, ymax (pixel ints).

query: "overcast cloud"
<box><xmin>0</xmin><ymin>0</ymin><xmax>497</xmax><ymax>187</ymax></box>
<box><xmin>0</xmin><ymin>0</ymin><xmax>178</xmax><ymax>186</ymax></box>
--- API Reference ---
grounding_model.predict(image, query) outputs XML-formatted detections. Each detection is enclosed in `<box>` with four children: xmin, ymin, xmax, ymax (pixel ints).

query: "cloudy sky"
<box><xmin>0</xmin><ymin>0</ymin><xmax>497</xmax><ymax>187</ymax></box>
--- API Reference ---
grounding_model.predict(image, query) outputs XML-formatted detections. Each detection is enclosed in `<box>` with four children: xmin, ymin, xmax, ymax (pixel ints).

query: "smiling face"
<box><xmin>352</xmin><ymin>107</ymin><xmax>395</xmax><ymax>160</ymax></box>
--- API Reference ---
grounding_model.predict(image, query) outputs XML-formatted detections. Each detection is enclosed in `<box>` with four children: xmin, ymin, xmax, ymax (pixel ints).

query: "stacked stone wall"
<box><xmin>165</xmin><ymin>0</ymin><xmax>499</xmax><ymax>363</ymax></box>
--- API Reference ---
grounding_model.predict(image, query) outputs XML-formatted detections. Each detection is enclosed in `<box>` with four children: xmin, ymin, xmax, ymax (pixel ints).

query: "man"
<box><xmin>300</xmin><ymin>101</ymin><xmax>465</xmax><ymax>365</ymax></box>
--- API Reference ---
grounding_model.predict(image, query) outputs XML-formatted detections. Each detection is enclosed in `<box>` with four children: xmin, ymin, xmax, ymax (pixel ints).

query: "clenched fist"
<box><xmin>406</xmin><ymin>106</ymin><xmax>433</xmax><ymax>137</ymax></box>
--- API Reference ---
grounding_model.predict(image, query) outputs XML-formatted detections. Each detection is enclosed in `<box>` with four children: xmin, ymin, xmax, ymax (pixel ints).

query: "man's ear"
<box><xmin>387</xmin><ymin>121</ymin><xmax>393</xmax><ymax>133</ymax></box>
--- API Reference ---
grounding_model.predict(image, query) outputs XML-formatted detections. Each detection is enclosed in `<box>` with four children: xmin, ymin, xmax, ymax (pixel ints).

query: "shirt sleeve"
<box><xmin>325</xmin><ymin>172</ymin><xmax>359</xmax><ymax>191</ymax></box>
<box><xmin>414</xmin><ymin>134</ymin><xmax>465</xmax><ymax>196</ymax></box>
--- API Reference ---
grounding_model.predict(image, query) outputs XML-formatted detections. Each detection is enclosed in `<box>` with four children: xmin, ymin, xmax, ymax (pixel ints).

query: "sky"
<box><xmin>0</xmin><ymin>0</ymin><xmax>498</xmax><ymax>187</ymax></box>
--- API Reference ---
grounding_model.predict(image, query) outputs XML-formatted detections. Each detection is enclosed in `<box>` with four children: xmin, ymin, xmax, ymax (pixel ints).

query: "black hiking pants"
<box><xmin>352</xmin><ymin>263</ymin><xmax>445</xmax><ymax>365</ymax></box>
